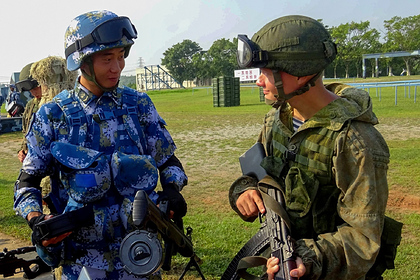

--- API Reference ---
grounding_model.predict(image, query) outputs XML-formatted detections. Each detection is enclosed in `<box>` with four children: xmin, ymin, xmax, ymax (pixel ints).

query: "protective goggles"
<box><xmin>237</xmin><ymin>34</ymin><xmax>269</xmax><ymax>69</ymax></box>
<box><xmin>16</xmin><ymin>79</ymin><xmax>39</xmax><ymax>92</ymax></box>
<box><xmin>65</xmin><ymin>16</ymin><xmax>138</xmax><ymax>58</ymax></box>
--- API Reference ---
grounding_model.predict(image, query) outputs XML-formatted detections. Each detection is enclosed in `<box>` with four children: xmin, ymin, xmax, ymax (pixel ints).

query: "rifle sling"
<box><xmin>237</xmin><ymin>256</ymin><xmax>268</xmax><ymax>280</ymax></box>
<box><xmin>235</xmin><ymin>176</ymin><xmax>294</xmax><ymax>280</ymax></box>
<box><xmin>258</xmin><ymin>176</ymin><xmax>292</xmax><ymax>232</ymax></box>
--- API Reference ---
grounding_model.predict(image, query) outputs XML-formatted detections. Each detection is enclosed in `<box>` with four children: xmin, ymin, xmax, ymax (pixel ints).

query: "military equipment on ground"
<box><xmin>0</xmin><ymin>116</ymin><xmax>22</xmax><ymax>134</ymax></box>
<box><xmin>0</xmin><ymin>246</ymin><xmax>49</xmax><ymax>279</ymax></box>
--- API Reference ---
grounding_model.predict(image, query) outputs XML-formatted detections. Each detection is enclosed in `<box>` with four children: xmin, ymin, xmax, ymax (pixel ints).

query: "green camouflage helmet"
<box><xmin>16</xmin><ymin>63</ymin><xmax>39</xmax><ymax>92</ymax></box>
<box><xmin>19</xmin><ymin>63</ymin><xmax>33</xmax><ymax>81</ymax></box>
<box><xmin>251</xmin><ymin>15</ymin><xmax>337</xmax><ymax>77</ymax></box>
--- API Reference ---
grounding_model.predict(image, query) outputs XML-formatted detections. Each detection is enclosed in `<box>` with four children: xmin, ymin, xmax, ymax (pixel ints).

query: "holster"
<box><xmin>366</xmin><ymin>216</ymin><xmax>403</xmax><ymax>278</ymax></box>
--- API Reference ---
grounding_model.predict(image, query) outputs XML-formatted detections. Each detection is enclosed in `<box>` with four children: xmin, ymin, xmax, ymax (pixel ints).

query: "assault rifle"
<box><xmin>0</xmin><ymin>246</ymin><xmax>48</xmax><ymax>279</ymax></box>
<box><xmin>119</xmin><ymin>190</ymin><xmax>205</xmax><ymax>280</ymax></box>
<box><xmin>237</xmin><ymin>142</ymin><xmax>297</xmax><ymax>280</ymax></box>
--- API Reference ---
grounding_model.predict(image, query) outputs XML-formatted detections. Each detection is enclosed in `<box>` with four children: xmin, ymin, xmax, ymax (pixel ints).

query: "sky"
<box><xmin>0</xmin><ymin>0</ymin><xmax>418</xmax><ymax>83</ymax></box>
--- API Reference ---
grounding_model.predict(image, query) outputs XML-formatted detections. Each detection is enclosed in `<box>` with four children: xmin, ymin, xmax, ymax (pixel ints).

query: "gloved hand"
<box><xmin>28</xmin><ymin>214</ymin><xmax>48</xmax><ymax>247</ymax></box>
<box><xmin>157</xmin><ymin>184</ymin><xmax>187</xmax><ymax>219</ymax></box>
<box><xmin>28</xmin><ymin>214</ymin><xmax>46</xmax><ymax>230</ymax></box>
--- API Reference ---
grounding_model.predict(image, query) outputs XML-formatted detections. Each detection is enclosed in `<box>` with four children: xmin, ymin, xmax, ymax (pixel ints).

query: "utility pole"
<box><xmin>138</xmin><ymin>57</ymin><xmax>145</xmax><ymax>68</ymax></box>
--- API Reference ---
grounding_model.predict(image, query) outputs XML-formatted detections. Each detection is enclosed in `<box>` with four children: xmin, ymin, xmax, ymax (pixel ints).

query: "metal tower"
<box><xmin>136</xmin><ymin>65</ymin><xmax>185</xmax><ymax>91</ymax></box>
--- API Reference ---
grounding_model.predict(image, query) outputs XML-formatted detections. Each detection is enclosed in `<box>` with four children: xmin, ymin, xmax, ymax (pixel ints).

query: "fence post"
<box><xmin>395</xmin><ymin>86</ymin><xmax>398</xmax><ymax>105</ymax></box>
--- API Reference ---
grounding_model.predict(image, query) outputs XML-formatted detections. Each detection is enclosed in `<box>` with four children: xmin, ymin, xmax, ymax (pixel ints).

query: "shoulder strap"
<box><xmin>54</xmin><ymin>90</ymin><xmax>87</xmax><ymax>145</ymax></box>
<box><xmin>118</xmin><ymin>88</ymin><xmax>148</xmax><ymax>154</ymax></box>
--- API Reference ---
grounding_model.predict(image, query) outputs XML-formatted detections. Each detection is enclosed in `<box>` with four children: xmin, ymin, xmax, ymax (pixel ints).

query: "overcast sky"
<box><xmin>0</xmin><ymin>0</ymin><xmax>418</xmax><ymax>83</ymax></box>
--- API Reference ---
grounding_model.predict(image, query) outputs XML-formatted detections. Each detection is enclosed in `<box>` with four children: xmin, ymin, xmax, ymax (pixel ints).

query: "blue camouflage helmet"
<box><xmin>64</xmin><ymin>10</ymin><xmax>138</xmax><ymax>71</ymax></box>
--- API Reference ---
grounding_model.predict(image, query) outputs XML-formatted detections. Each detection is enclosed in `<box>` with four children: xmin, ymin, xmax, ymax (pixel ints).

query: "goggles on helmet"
<box><xmin>237</xmin><ymin>34</ymin><xmax>335</xmax><ymax>71</ymax></box>
<box><xmin>237</xmin><ymin>34</ymin><xmax>269</xmax><ymax>69</ymax></box>
<box><xmin>16</xmin><ymin>79</ymin><xmax>39</xmax><ymax>92</ymax></box>
<box><xmin>65</xmin><ymin>16</ymin><xmax>138</xmax><ymax>58</ymax></box>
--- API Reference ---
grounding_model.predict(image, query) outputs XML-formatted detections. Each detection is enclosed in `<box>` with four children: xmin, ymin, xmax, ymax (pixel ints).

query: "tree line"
<box><xmin>160</xmin><ymin>14</ymin><xmax>420</xmax><ymax>85</ymax></box>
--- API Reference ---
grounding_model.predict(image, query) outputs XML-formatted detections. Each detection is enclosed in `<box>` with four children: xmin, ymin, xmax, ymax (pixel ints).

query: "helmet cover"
<box><xmin>251</xmin><ymin>15</ymin><xmax>336</xmax><ymax>76</ymax></box>
<box><xmin>64</xmin><ymin>10</ymin><xmax>136</xmax><ymax>71</ymax></box>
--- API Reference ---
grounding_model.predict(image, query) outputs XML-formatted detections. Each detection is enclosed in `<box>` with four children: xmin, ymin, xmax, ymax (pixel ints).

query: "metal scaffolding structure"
<box><xmin>362</xmin><ymin>50</ymin><xmax>420</xmax><ymax>78</ymax></box>
<box><xmin>136</xmin><ymin>65</ymin><xmax>184</xmax><ymax>91</ymax></box>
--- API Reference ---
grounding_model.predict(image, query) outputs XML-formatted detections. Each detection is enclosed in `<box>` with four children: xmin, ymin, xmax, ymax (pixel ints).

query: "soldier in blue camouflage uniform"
<box><xmin>14</xmin><ymin>10</ymin><xmax>188</xmax><ymax>280</ymax></box>
<box><xmin>230</xmin><ymin>15</ymin><xmax>401</xmax><ymax>280</ymax></box>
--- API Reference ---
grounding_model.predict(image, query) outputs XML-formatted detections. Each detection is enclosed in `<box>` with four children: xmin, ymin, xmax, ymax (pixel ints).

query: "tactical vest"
<box><xmin>261</xmin><ymin>114</ymin><xmax>402</xmax><ymax>278</ymax></box>
<box><xmin>261</xmin><ymin>116</ymin><xmax>343</xmax><ymax>240</ymax></box>
<box><xmin>55</xmin><ymin>88</ymin><xmax>148</xmax><ymax>155</ymax></box>
<box><xmin>50</xmin><ymin>88</ymin><xmax>159</xmax><ymax>248</ymax></box>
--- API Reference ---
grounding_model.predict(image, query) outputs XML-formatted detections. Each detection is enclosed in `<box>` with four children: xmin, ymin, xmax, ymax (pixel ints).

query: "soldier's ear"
<box><xmin>296</xmin><ymin>74</ymin><xmax>316</xmax><ymax>86</ymax></box>
<box><xmin>80</xmin><ymin>63</ymin><xmax>90</xmax><ymax>75</ymax></box>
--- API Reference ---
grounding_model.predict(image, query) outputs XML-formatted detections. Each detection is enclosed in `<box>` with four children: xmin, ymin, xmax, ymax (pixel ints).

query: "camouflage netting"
<box><xmin>30</xmin><ymin>56</ymin><xmax>78</xmax><ymax>204</ymax></box>
<box><xmin>30</xmin><ymin>56</ymin><xmax>78</xmax><ymax>106</ymax></box>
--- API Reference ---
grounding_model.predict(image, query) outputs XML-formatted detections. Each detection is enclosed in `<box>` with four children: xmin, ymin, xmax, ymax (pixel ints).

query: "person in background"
<box><xmin>14</xmin><ymin>10</ymin><xmax>188</xmax><ymax>280</ymax></box>
<box><xmin>16</xmin><ymin>62</ymin><xmax>42</xmax><ymax>163</ymax></box>
<box><xmin>15</xmin><ymin>57</ymin><xmax>77</xmax><ymax>278</ymax></box>
<box><xmin>16</xmin><ymin>57</ymin><xmax>77</xmax><ymax>163</ymax></box>
<box><xmin>230</xmin><ymin>15</ymin><xmax>401</xmax><ymax>280</ymax></box>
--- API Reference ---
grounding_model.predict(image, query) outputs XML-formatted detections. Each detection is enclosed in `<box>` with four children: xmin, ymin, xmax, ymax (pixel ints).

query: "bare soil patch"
<box><xmin>0</xmin><ymin>138</ymin><xmax>20</xmax><ymax>157</ymax></box>
<box><xmin>376</xmin><ymin>122</ymin><xmax>420</xmax><ymax>141</ymax></box>
<box><xmin>388</xmin><ymin>185</ymin><xmax>420</xmax><ymax>214</ymax></box>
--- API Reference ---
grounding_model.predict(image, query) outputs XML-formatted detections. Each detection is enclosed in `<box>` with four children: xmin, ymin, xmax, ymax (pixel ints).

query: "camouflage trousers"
<box><xmin>41</xmin><ymin>176</ymin><xmax>51</xmax><ymax>215</ymax></box>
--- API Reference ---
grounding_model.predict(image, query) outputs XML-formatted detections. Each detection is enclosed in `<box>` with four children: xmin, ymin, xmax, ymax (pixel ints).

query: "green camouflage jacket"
<box><xmin>20</xmin><ymin>97</ymin><xmax>39</xmax><ymax>151</ymax></box>
<box><xmin>230</xmin><ymin>83</ymin><xmax>390</xmax><ymax>279</ymax></box>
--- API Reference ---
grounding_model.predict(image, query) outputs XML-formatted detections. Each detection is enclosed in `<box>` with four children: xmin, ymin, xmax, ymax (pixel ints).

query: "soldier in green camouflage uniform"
<box><xmin>17</xmin><ymin>58</ymin><xmax>77</xmax><ymax>164</ymax></box>
<box><xmin>230</xmin><ymin>15</ymin><xmax>401</xmax><ymax>280</ymax></box>
<box><xmin>16</xmin><ymin>63</ymin><xmax>42</xmax><ymax>163</ymax></box>
<box><xmin>17</xmin><ymin>57</ymin><xmax>77</xmax><ymax>201</ymax></box>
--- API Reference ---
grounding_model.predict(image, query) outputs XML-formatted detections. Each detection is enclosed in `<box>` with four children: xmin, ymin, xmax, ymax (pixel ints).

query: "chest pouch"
<box><xmin>284</xmin><ymin>166</ymin><xmax>319</xmax><ymax>217</ymax></box>
<box><xmin>111</xmin><ymin>151</ymin><xmax>159</xmax><ymax>197</ymax></box>
<box><xmin>51</xmin><ymin>142</ymin><xmax>111</xmax><ymax>203</ymax></box>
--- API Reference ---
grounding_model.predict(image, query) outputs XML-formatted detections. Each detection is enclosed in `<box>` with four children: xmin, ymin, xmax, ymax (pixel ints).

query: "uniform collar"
<box><xmin>75</xmin><ymin>79</ymin><xmax>121</xmax><ymax>107</ymax></box>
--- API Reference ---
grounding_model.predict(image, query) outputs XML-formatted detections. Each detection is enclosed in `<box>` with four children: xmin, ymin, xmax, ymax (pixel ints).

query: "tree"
<box><xmin>362</xmin><ymin>28</ymin><xmax>382</xmax><ymax>77</ymax></box>
<box><xmin>192</xmin><ymin>38</ymin><xmax>238</xmax><ymax>82</ymax></box>
<box><xmin>161</xmin><ymin>40</ymin><xmax>202</xmax><ymax>85</ymax></box>
<box><xmin>329</xmin><ymin>24</ymin><xmax>348</xmax><ymax>78</ymax></box>
<box><xmin>383</xmin><ymin>15</ymin><xmax>420</xmax><ymax>75</ymax></box>
<box><xmin>330</xmin><ymin>21</ymin><xmax>381</xmax><ymax>78</ymax></box>
<box><xmin>207</xmin><ymin>38</ymin><xmax>237</xmax><ymax>77</ymax></box>
<box><xmin>192</xmin><ymin>51</ymin><xmax>214</xmax><ymax>81</ymax></box>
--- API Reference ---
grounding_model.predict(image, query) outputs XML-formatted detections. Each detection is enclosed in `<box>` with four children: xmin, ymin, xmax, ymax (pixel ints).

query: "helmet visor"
<box><xmin>237</xmin><ymin>34</ymin><xmax>268</xmax><ymax>69</ymax></box>
<box><xmin>65</xmin><ymin>16</ymin><xmax>138</xmax><ymax>58</ymax></box>
<box><xmin>16</xmin><ymin>79</ymin><xmax>39</xmax><ymax>92</ymax></box>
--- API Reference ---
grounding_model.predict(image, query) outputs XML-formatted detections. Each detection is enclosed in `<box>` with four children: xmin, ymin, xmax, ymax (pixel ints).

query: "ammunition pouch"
<box><xmin>366</xmin><ymin>216</ymin><xmax>403</xmax><ymax>278</ymax></box>
<box><xmin>111</xmin><ymin>151</ymin><xmax>158</xmax><ymax>197</ymax></box>
<box><xmin>51</xmin><ymin>142</ymin><xmax>111</xmax><ymax>204</ymax></box>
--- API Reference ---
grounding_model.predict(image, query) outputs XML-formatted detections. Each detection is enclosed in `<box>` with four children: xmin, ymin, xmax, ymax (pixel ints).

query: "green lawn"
<box><xmin>0</xmin><ymin>77</ymin><xmax>419</xmax><ymax>279</ymax></box>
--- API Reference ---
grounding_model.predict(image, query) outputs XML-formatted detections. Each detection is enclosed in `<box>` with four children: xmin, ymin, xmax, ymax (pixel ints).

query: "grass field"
<box><xmin>1</xmin><ymin>76</ymin><xmax>419</xmax><ymax>279</ymax></box>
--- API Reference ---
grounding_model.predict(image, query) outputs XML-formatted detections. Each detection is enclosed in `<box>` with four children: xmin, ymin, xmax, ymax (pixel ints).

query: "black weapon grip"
<box><xmin>133</xmin><ymin>190</ymin><xmax>149</xmax><ymax>226</ymax></box>
<box><xmin>285</xmin><ymin>260</ymin><xmax>298</xmax><ymax>280</ymax></box>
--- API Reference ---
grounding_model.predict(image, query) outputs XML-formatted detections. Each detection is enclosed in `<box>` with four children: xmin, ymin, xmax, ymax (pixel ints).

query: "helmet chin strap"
<box><xmin>271</xmin><ymin>70</ymin><xmax>322</xmax><ymax>107</ymax></box>
<box><xmin>81</xmin><ymin>57</ymin><xmax>119</xmax><ymax>93</ymax></box>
